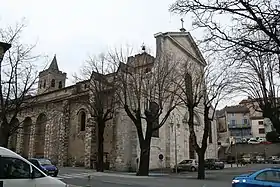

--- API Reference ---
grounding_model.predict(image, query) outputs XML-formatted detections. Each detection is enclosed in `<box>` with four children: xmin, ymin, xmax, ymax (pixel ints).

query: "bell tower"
<box><xmin>37</xmin><ymin>55</ymin><xmax>67</xmax><ymax>95</ymax></box>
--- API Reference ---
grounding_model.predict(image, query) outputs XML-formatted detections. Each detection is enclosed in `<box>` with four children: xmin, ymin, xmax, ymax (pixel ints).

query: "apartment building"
<box><xmin>217</xmin><ymin>105</ymin><xmax>252</xmax><ymax>144</ymax></box>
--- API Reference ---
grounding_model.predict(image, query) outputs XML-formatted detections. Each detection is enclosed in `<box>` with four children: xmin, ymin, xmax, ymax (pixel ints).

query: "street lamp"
<box><xmin>170</xmin><ymin>121</ymin><xmax>180</xmax><ymax>174</ymax></box>
<box><xmin>0</xmin><ymin>41</ymin><xmax>11</xmax><ymax>62</ymax></box>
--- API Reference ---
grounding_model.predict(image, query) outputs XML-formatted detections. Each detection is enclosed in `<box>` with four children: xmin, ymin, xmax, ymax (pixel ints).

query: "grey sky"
<box><xmin>1</xmin><ymin>0</ymin><xmax>244</xmax><ymax>108</ymax></box>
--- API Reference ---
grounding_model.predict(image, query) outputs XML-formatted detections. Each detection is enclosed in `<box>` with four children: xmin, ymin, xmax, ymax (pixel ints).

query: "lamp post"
<box><xmin>170</xmin><ymin>121</ymin><xmax>180</xmax><ymax>174</ymax></box>
<box><xmin>0</xmin><ymin>41</ymin><xmax>11</xmax><ymax>62</ymax></box>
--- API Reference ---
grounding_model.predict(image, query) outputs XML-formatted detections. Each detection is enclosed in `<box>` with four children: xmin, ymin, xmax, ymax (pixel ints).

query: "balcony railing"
<box><xmin>228</xmin><ymin>123</ymin><xmax>251</xmax><ymax>128</ymax></box>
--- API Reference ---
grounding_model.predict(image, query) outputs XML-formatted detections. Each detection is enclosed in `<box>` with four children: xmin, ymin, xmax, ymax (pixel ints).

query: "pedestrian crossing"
<box><xmin>56</xmin><ymin>172</ymin><xmax>95</xmax><ymax>180</ymax></box>
<box><xmin>55</xmin><ymin>171</ymin><xmax>155</xmax><ymax>180</ymax></box>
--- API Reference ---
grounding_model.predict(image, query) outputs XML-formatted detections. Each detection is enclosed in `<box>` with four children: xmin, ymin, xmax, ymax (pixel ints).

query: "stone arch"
<box><xmin>77</xmin><ymin>109</ymin><xmax>87</xmax><ymax>132</ymax></box>
<box><xmin>9</xmin><ymin>118</ymin><xmax>19</xmax><ymax>152</ymax></box>
<box><xmin>34</xmin><ymin>113</ymin><xmax>47</xmax><ymax>157</ymax></box>
<box><xmin>22</xmin><ymin>117</ymin><xmax>32</xmax><ymax>157</ymax></box>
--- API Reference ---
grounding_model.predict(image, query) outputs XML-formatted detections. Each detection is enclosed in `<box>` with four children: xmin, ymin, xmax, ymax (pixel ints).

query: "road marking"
<box><xmin>56</xmin><ymin>172</ymin><xmax>96</xmax><ymax>179</ymax></box>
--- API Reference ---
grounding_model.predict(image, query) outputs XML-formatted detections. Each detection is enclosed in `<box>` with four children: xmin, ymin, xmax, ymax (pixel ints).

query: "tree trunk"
<box><xmin>197</xmin><ymin>150</ymin><xmax>206</xmax><ymax>179</ymax></box>
<box><xmin>96</xmin><ymin>121</ymin><xmax>105</xmax><ymax>172</ymax></box>
<box><xmin>136</xmin><ymin>139</ymin><xmax>151</xmax><ymax>176</ymax></box>
<box><xmin>0</xmin><ymin>122</ymin><xmax>9</xmax><ymax>148</ymax></box>
<box><xmin>262</xmin><ymin>105</ymin><xmax>280</xmax><ymax>133</ymax></box>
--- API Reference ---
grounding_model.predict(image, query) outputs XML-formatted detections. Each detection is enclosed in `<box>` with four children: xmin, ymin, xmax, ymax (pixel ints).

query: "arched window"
<box><xmin>79</xmin><ymin>111</ymin><xmax>86</xmax><ymax>131</ymax></box>
<box><xmin>43</xmin><ymin>80</ymin><xmax>46</xmax><ymax>88</ymax></box>
<box><xmin>58</xmin><ymin>81</ymin><xmax>62</xmax><ymax>88</ymax></box>
<box><xmin>39</xmin><ymin>81</ymin><xmax>42</xmax><ymax>89</ymax></box>
<box><xmin>51</xmin><ymin>79</ymin><xmax>55</xmax><ymax>87</ymax></box>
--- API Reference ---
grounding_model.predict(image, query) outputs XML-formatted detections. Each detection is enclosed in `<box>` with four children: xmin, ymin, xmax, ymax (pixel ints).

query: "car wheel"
<box><xmin>191</xmin><ymin>167</ymin><xmax>196</xmax><ymax>172</ymax></box>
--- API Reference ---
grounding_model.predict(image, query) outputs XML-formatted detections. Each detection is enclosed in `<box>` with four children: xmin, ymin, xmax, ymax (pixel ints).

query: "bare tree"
<box><xmin>232</xmin><ymin>45</ymin><xmax>280</xmax><ymax>133</ymax></box>
<box><xmin>74</xmin><ymin>53</ymin><xmax>116</xmax><ymax>171</ymax></box>
<box><xmin>0</xmin><ymin>21</ymin><xmax>40</xmax><ymax>147</ymax></box>
<box><xmin>108</xmin><ymin>47</ymin><xmax>181</xmax><ymax>176</ymax></box>
<box><xmin>170</xmin><ymin>0</ymin><xmax>280</xmax><ymax>56</ymax></box>
<box><xmin>174</xmin><ymin>57</ymin><xmax>234</xmax><ymax>179</ymax></box>
<box><xmin>170</xmin><ymin>0</ymin><xmax>280</xmax><ymax>133</ymax></box>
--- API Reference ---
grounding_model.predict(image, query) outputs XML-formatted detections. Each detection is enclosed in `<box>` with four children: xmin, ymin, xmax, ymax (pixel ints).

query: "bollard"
<box><xmin>85</xmin><ymin>175</ymin><xmax>91</xmax><ymax>187</ymax></box>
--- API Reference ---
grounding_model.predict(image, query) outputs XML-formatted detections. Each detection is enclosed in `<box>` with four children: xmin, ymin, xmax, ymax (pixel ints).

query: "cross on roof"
<box><xmin>180</xmin><ymin>18</ymin><xmax>186</xmax><ymax>32</ymax></box>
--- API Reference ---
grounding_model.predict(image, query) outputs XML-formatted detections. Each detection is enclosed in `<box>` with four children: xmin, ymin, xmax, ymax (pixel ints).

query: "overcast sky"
<box><xmin>0</xmin><ymin>0</ymin><xmax>244</xmax><ymax>108</ymax></box>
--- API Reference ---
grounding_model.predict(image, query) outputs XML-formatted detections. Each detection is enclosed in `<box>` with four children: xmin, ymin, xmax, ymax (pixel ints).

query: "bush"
<box><xmin>266</xmin><ymin>131</ymin><xmax>280</xmax><ymax>142</ymax></box>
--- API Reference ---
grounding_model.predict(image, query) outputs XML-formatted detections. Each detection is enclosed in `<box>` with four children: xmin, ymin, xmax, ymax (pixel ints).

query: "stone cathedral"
<box><xmin>7</xmin><ymin>29</ymin><xmax>218</xmax><ymax>171</ymax></box>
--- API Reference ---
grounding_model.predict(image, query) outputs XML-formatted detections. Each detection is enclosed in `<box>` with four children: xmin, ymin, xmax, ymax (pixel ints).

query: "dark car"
<box><xmin>205</xmin><ymin>158</ymin><xmax>224</xmax><ymax>170</ymax></box>
<box><xmin>232</xmin><ymin>167</ymin><xmax>280</xmax><ymax>187</ymax></box>
<box><xmin>28</xmin><ymin>158</ymin><xmax>59</xmax><ymax>177</ymax></box>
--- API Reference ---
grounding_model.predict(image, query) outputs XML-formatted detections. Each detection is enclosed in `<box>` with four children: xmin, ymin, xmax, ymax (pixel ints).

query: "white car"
<box><xmin>248</xmin><ymin>138</ymin><xmax>260</xmax><ymax>144</ymax></box>
<box><xmin>0</xmin><ymin>146</ymin><xmax>69</xmax><ymax>187</ymax></box>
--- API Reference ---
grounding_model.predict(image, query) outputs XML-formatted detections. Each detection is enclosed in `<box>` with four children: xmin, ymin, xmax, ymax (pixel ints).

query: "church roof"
<box><xmin>48</xmin><ymin>55</ymin><xmax>59</xmax><ymax>71</ymax></box>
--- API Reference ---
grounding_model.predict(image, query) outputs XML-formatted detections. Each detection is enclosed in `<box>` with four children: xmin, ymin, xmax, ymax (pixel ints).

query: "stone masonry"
<box><xmin>7</xmin><ymin>28</ymin><xmax>218</xmax><ymax>171</ymax></box>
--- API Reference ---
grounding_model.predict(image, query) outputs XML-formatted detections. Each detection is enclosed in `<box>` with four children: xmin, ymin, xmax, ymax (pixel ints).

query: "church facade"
<box><xmin>7</xmin><ymin>29</ymin><xmax>218</xmax><ymax>171</ymax></box>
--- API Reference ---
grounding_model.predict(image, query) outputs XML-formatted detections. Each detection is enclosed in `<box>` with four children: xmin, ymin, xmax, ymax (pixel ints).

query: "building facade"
<box><xmin>6</xmin><ymin>29</ymin><xmax>218</xmax><ymax>171</ymax></box>
<box><xmin>216</xmin><ymin>105</ymin><xmax>251</xmax><ymax>144</ymax></box>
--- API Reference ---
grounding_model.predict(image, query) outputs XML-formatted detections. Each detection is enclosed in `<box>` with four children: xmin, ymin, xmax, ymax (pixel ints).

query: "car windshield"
<box><xmin>180</xmin><ymin>160</ymin><xmax>193</xmax><ymax>164</ymax></box>
<box><xmin>38</xmin><ymin>159</ymin><xmax>52</xmax><ymax>166</ymax></box>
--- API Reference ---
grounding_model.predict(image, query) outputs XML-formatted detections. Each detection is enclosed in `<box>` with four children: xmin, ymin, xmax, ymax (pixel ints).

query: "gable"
<box><xmin>165</xmin><ymin>33</ymin><xmax>207</xmax><ymax>67</ymax></box>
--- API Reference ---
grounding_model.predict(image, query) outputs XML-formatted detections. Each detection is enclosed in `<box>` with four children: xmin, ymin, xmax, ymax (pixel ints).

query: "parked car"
<box><xmin>0</xmin><ymin>146</ymin><xmax>67</xmax><ymax>187</ymax></box>
<box><xmin>241</xmin><ymin>155</ymin><xmax>252</xmax><ymax>164</ymax></box>
<box><xmin>248</xmin><ymin>138</ymin><xmax>260</xmax><ymax>144</ymax></box>
<box><xmin>205</xmin><ymin>159</ymin><xmax>225</xmax><ymax>170</ymax></box>
<box><xmin>28</xmin><ymin>158</ymin><xmax>59</xmax><ymax>177</ymax></box>
<box><xmin>255</xmin><ymin>156</ymin><xmax>265</xmax><ymax>164</ymax></box>
<box><xmin>258</xmin><ymin>137</ymin><xmax>266</xmax><ymax>142</ymax></box>
<box><xmin>232</xmin><ymin>167</ymin><xmax>280</xmax><ymax>187</ymax></box>
<box><xmin>173</xmin><ymin>159</ymin><xmax>198</xmax><ymax>172</ymax></box>
<box><xmin>267</xmin><ymin>156</ymin><xmax>280</xmax><ymax>164</ymax></box>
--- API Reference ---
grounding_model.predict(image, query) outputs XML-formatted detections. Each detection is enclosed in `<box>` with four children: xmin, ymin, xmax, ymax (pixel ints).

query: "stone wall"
<box><xmin>228</xmin><ymin>143</ymin><xmax>280</xmax><ymax>157</ymax></box>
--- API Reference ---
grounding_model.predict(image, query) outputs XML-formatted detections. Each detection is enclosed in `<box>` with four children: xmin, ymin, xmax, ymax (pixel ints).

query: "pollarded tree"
<box><xmin>74</xmin><ymin>53</ymin><xmax>117</xmax><ymax>172</ymax></box>
<box><xmin>109</xmin><ymin>47</ymin><xmax>182</xmax><ymax>176</ymax></box>
<box><xmin>174</xmin><ymin>56</ymin><xmax>235</xmax><ymax>179</ymax></box>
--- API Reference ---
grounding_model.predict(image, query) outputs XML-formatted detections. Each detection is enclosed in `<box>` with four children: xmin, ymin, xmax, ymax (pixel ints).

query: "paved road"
<box><xmin>56</xmin><ymin>164</ymin><xmax>280</xmax><ymax>187</ymax></box>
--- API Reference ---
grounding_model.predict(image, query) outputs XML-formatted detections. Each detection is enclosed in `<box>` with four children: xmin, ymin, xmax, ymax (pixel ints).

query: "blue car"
<box><xmin>232</xmin><ymin>167</ymin><xmax>280</xmax><ymax>187</ymax></box>
<box><xmin>28</xmin><ymin>158</ymin><xmax>59</xmax><ymax>177</ymax></box>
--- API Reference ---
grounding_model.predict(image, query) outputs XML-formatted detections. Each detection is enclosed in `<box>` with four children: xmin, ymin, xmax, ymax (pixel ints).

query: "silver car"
<box><xmin>173</xmin><ymin>159</ymin><xmax>198</xmax><ymax>172</ymax></box>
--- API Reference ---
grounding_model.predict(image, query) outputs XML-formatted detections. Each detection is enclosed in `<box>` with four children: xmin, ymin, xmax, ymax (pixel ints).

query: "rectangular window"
<box><xmin>231</xmin><ymin>120</ymin><xmax>236</xmax><ymax>126</ymax></box>
<box><xmin>231</xmin><ymin>113</ymin><xmax>235</xmax><ymax>116</ymax></box>
<box><xmin>243</xmin><ymin>119</ymin><xmax>248</xmax><ymax>124</ymax></box>
<box><xmin>258</xmin><ymin>121</ymin><xmax>264</xmax><ymax>125</ymax></box>
<box><xmin>259</xmin><ymin>128</ymin><xmax>265</xmax><ymax>134</ymax></box>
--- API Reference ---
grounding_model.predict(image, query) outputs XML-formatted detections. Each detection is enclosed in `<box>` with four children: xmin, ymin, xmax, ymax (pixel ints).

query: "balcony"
<box><xmin>228</xmin><ymin>123</ymin><xmax>251</xmax><ymax>129</ymax></box>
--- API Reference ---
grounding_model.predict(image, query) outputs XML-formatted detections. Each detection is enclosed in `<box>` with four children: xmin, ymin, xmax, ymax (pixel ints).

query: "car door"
<box><xmin>177</xmin><ymin>160</ymin><xmax>187</xmax><ymax>171</ymax></box>
<box><xmin>0</xmin><ymin>156</ymin><xmax>35</xmax><ymax>187</ymax></box>
<box><xmin>255</xmin><ymin>170</ymin><xmax>280</xmax><ymax>187</ymax></box>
